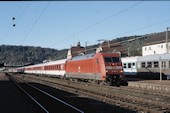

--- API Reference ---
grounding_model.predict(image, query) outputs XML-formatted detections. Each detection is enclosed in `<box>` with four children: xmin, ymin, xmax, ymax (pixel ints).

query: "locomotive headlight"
<box><xmin>106</xmin><ymin>70</ymin><xmax>108</xmax><ymax>73</ymax></box>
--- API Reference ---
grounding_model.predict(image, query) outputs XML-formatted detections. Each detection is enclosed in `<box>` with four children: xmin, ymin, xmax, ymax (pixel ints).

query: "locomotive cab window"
<box><xmin>104</xmin><ymin>57</ymin><xmax>120</xmax><ymax>63</ymax></box>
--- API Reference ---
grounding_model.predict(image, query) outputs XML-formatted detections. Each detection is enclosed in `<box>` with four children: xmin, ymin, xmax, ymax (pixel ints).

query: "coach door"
<box><xmin>128</xmin><ymin>62</ymin><xmax>136</xmax><ymax>75</ymax></box>
<box><xmin>131</xmin><ymin>62</ymin><xmax>136</xmax><ymax>72</ymax></box>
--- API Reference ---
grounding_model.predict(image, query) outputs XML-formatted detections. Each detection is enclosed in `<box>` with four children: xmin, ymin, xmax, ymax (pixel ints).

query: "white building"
<box><xmin>142</xmin><ymin>42</ymin><xmax>170</xmax><ymax>56</ymax></box>
<box><xmin>142</xmin><ymin>31</ymin><xmax>170</xmax><ymax>56</ymax></box>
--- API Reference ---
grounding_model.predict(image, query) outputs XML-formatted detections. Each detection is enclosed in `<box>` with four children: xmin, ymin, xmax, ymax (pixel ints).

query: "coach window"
<box><xmin>132</xmin><ymin>63</ymin><xmax>135</xmax><ymax>66</ymax></box>
<box><xmin>132</xmin><ymin>63</ymin><xmax>135</xmax><ymax>68</ymax></box>
<box><xmin>154</xmin><ymin>62</ymin><xmax>159</xmax><ymax>68</ymax></box>
<box><xmin>128</xmin><ymin>63</ymin><xmax>131</xmax><ymax>68</ymax></box>
<box><xmin>141</xmin><ymin>62</ymin><xmax>145</xmax><ymax>68</ymax></box>
<box><xmin>124</xmin><ymin>63</ymin><xmax>126</xmax><ymax>68</ymax></box>
<box><xmin>161</xmin><ymin>61</ymin><xmax>166</xmax><ymax>68</ymax></box>
<box><xmin>161</xmin><ymin>45</ymin><xmax>163</xmax><ymax>48</ymax></box>
<box><xmin>147</xmin><ymin>62</ymin><xmax>152</xmax><ymax>68</ymax></box>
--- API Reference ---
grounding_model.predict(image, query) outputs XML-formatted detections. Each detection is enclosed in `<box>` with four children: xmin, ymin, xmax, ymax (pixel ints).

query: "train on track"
<box><xmin>121</xmin><ymin>53</ymin><xmax>170</xmax><ymax>80</ymax></box>
<box><xmin>14</xmin><ymin>52</ymin><xmax>127</xmax><ymax>86</ymax></box>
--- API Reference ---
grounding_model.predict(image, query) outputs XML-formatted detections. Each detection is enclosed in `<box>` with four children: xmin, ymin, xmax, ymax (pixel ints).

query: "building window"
<box><xmin>161</xmin><ymin>45</ymin><xmax>163</xmax><ymax>48</ymax></box>
<box><xmin>154</xmin><ymin>62</ymin><xmax>159</xmax><ymax>68</ymax></box>
<box><xmin>149</xmin><ymin>47</ymin><xmax>151</xmax><ymax>50</ymax></box>
<box><xmin>145</xmin><ymin>47</ymin><xmax>147</xmax><ymax>51</ymax></box>
<box><xmin>141</xmin><ymin>62</ymin><xmax>145</xmax><ymax>68</ymax></box>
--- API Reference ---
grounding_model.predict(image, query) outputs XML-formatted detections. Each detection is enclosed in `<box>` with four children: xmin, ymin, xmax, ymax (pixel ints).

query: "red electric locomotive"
<box><xmin>66</xmin><ymin>52</ymin><xmax>125</xmax><ymax>86</ymax></box>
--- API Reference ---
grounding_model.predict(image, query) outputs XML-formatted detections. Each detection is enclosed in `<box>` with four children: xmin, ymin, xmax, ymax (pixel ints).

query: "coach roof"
<box><xmin>138</xmin><ymin>53</ymin><xmax>170</xmax><ymax>62</ymax></box>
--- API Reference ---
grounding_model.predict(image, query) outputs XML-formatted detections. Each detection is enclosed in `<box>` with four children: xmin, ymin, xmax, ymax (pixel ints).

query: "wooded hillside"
<box><xmin>0</xmin><ymin>45</ymin><xmax>68</xmax><ymax>65</ymax></box>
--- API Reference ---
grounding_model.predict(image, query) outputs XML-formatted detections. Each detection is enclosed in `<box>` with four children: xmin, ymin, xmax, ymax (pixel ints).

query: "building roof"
<box><xmin>143</xmin><ymin>31</ymin><xmax>170</xmax><ymax>46</ymax></box>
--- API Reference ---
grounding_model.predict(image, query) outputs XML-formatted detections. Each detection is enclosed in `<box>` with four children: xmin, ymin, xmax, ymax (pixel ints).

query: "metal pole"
<box><xmin>159</xmin><ymin>57</ymin><xmax>162</xmax><ymax>81</ymax></box>
<box><xmin>85</xmin><ymin>41</ymin><xmax>88</xmax><ymax>54</ymax></box>
<box><xmin>128</xmin><ymin>48</ymin><xmax>129</xmax><ymax>56</ymax></box>
<box><xmin>23</xmin><ymin>47</ymin><xmax>25</xmax><ymax>77</ymax></box>
<box><xmin>166</xmin><ymin>27</ymin><xmax>170</xmax><ymax>53</ymax></box>
<box><xmin>108</xmin><ymin>40</ymin><xmax>110</xmax><ymax>48</ymax></box>
<box><xmin>166</xmin><ymin>27</ymin><xmax>168</xmax><ymax>53</ymax></box>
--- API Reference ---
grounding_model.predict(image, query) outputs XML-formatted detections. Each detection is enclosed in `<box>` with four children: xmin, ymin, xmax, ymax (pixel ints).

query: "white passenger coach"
<box><xmin>121</xmin><ymin>53</ymin><xmax>170</xmax><ymax>80</ymax></box>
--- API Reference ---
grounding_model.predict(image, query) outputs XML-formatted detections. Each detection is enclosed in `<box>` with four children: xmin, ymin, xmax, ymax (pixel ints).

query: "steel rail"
<box><xmin>8</xmin><ymin>73</ymin><xmax>170</xmax><ymax>113</ymax></box>
<box><xmin>9</xmin><ymin>77</ymin><xmax>49</xmax><ymax>113</ymax></box>
<box><xmin>24</xmin><ymin>75</ymin><xmax>169</xmax><ymax>113</ymax></box>
<box><xmin>26</xmin><ymin>82</ymin><xmax>84</xmax><ymax>113</ymax></box>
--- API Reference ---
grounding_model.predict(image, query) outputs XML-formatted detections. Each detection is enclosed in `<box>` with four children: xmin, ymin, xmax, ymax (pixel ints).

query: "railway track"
<box><xmin>9</xmin><ymin>73</ymin><xmax>170</xmax><ymax>113</ymax></box>
<box><xmin>7</xmin><ymin>74</ymin><xmax>84</xmax><ymax>113</ymax></box>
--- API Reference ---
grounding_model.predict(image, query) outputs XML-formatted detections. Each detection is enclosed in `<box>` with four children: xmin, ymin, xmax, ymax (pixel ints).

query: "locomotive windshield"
<box><xmin>104</xmin><ymin>57</ymin><xmax>120</xmax><ymax>63</ymax></box>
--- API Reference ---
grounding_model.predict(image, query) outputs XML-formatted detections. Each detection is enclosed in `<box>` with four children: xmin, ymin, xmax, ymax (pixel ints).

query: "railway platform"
<box><xmin>128</xmin><ymin>80</ymin><xmax>170</xmax><ymax>92</ymax></box>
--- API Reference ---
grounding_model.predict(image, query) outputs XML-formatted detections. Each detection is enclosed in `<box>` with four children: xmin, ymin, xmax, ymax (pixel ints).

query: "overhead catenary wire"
<box><xmin>49</xmin><ymin>1</ymin><xmax>143</xmax><ymax>48</ymax></box>
<box><xmin>24</xmin><ymin>15</ymin><xmax>170</xmax><ymax>64</ymax></box>
<box><xmin>19</xmin><ymin>1</ymin><xmax>169</xmax><ymax>63</ymax></box>
<box><xmin>112</xmin><ymin>18</ymin><xmax>170</xmax><ymax>39</ymax></box>
<box><xmin>15</xmin><ymin>3</ymin><xmax>31</xmax><ymax>26</ymax></box>
<box><xmin>20</xmin><ymin>2</ymin><xmax>50</xmax><ymax>45</ymax></box>
<box><xmin>71</xmin><ymin>18</ymin><xmax>170</xmax><ymax>55</ymax></box>
<box><xmin>34</xmin><ymin>0</ymin><xmax>170</xmax><ymax>62</ymax></box>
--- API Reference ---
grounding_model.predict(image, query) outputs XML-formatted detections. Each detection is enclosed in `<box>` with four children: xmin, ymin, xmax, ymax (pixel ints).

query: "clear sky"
<box><xmin>0</xmin><ymin>1</ymin><xmax>170</xmax><ymax>50</ymax></box>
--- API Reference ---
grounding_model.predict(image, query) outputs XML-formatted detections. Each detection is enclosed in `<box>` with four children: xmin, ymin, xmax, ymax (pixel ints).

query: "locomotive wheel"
<box><xmin>116</xmin><ymin>81</ymin><xmax>120</xmax><ymax>87</ymax></box>
<box><xmin>63</xmin><ymin>74</ymin><xmax>67</xmax><ymax>80</ymax></box>
<box><xmin>120</xmin><ymin>80</ymin><xmax>128</xmax><ymax>86</ymax></box>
